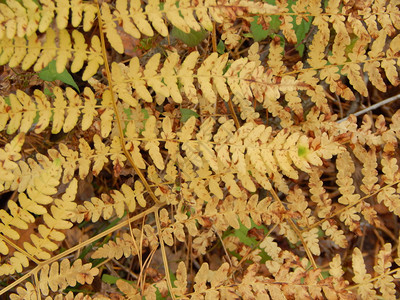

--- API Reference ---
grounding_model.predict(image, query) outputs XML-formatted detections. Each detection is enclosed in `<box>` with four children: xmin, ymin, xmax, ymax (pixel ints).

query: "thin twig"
<box><xmin>337</xmin><ymin>94</ymin><xmax>400</xmax><ymax>123</ymax></box>
<box><xmin>112</xmin><ymin>258</ymin><xmax>138</xmax><ymax>280</ymax></box>
<box><xmin>212</xmin><ymin>225</ymin><xmax>233</xmax><ymax>267</ymax></box>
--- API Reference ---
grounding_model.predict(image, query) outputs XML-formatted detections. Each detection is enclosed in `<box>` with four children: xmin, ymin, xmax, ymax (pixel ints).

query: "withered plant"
<box><xmin>0</xmin><ymin>0</ymin><xmax>400</xmax><ymax>298</ymax></box>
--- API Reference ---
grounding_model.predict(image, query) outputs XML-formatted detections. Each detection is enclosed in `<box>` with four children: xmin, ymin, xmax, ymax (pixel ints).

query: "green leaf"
<box><xmin>43</xmin><ymin>88</ymin><xmax>53</xmax><ymax>97</ymax></box>
<box><xmin>139</xmin><ymin>108</ymin><xmax>150</xmax><ymax>134</ymax></box>
<box><xmin>250</xmin><ymin>16</ymin><xmax>270</xmax><ymax>42</ymax></box>
<box><xmin>292</xmin><ymin>16</ymin><xmax>313</xmax><ymax>57</ymax></box>
<box><xmin>180</xmin><ymin>108</ymin><xmax>199</xmax><ymax>123</ymax></box>
<box><xmin>101</xmin><ymin>274</ymin><xmax>119</xmax><ymax>285</ymax></box>
<box><xmin>283</xmin><ymin>0</ymin><xmax>313</xmax><ymax>57</ymax></box>
<box><xmin>249</xmin><ymin>0</ymin><xmax>280</xmax><ymax>42</ymax></box>
<box><xmin>140</xmin><ymin>38</ymin><xmax>153</xmax><ymax>51</ymax></box>
<box><xmin>171</xmin><ymin>27</ymin><xmax>208</xmax><ymax>47</ymax></box>
<box><xmin>39</xmin><ymin>60</ymin><xmax>79</xmax><ymax>92</ymax></box>
<box><xmin>4</xmin><ymin>96</ymin><xmax>10</xmax><ymax>106</ymax></box>
<box><xmin>170</xmin><ymin>271</ymin><xmax>177</xmax><ymax>288</ymax></box>
<box><xmin>285</xmin><ymin>0</ymin><xmax>312</xmax><ymax>57</ymax></box>
<box><xmin>217</xmin><ymin>40</ymin><xmax>225</xmax><ymax>54</ymax></box>
<box><xmin>250</xmin><ymin>15</ymin><xmax>280</xmax><ymax>42</ymax></box>
<box><xmin>102</xmin><ymin>274</ymin><xmax>135</xmax><ymax>285</ymax></box>
<box><xmin>124</xmin><ymin>108</ymin><xmax>133</xmax><ymax>120</ymax></box>
<box><xmin>141</xmin><ymin>108</ymin><xmax>149</xmax><ymax>120</ymax></box>
<box><xmin>345</xmin><ymin>34</ymin><xmax>359</xmax><ymax>55</ymax></box>
<box><xmin>223</xmin><ymin>219</ymin><xmax>271</xmax><ymax>263</ymax></box>
<box><xmin>155</xmin><ymin>285</ymin><xmax>167</xmax><ymax>300</ymax></box>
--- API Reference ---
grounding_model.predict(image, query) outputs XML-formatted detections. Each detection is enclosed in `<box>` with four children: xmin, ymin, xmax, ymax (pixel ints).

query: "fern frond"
<box><xmin>0</xmin><ymin>87</ymin><xmax>98</xmax><ymax>135</ymax></box>
<box><xmin>352</xmin><ymin>247</ymin><xmax>376</xmax><ymax>299</ymax></box>
<box><xmin>0</xmin><ymin>133</ymin><xmax>24</xmax><ymax>192</ymax></box>
<box><xmin>377</xmin><ymin>186</ymin><xmax>400</xmax><ymax>217</ymax></box>
<box><xmin>0</xmin><ymin>176</ymin><xmax>75</xmax><ymax>274</ymax></box>
<box><xmin>111</xmin><ymin>49</ymin><xmax>305</xmax><ymax>125</ymax></box>
<box><xmin>308</xmin><ymin>167</ymin><xmax>333</xmax><ymax>218</ymax></box>
<box><xmin>353</xmin><ymin>144</ymin><xmax>380</xmax><ymax>194</ymax></box>
<box><xmin>0</xmin><ymin>0</ymin><xmax>96</xmax><ymax>40</ymax></box>
<box><xmin>92</xmin><ymin>226</ymin><xmax>159</xmax><ymax>260</ymax></box>
<box><xmin>188</xmin><ymin>262</ymin><xmax>230</xmax><ymax>298</ymax></box>
<box><xmin>2</xmin><ymin>133</ymin><xmax>113</xmax><ymax>197</ymax></box>
<box><xmin>75</xmin><ymin>182</ymin><xmax>146</xmax><ymax>222</ymax></box>
<box><xmin>37</xmin><ymin>259</ymin><xmax>99</xmax><ymax>296</ymax></box>
<box><xmin>299</xmin><ymin>3</ymin><xmax>400</xmax><ymax>100</ymax></box>
<box><xmin>0</xmin><ymin>28</ymin><xmax>103</xmax><ymax>77</ymax></box>
<box><xmin>1</xmin><ymin>0</ymin><xmax>400</xmax><ymax>297</ymax></box>
<box><xmin>91</xmin><ymin>233</ymin><xmax>137</xmax><ymax>260</ymax></box>
<box><xmin>123</xmin><ymin>112</ymin><xmax>344</xmax><ymax>197</ymax></box>
<box><xmin>373</xmin><ymin>243</ymin><xmax>396</xmax><ymax>299</ymax></box>
<box><xmin>336</xmin><ymin>150</ymin><xmax>360</xmax><ymax>205</ymax></box>
<box><xmin>321</xmin><ymin>220</ymin><xmax>348</xmax><ymax>248</ymax></box>
<box><xmin>102</xmin><ymin>0</ymin><xmax>280</xmax><ymax>53</ymax></box>
<box><xmin>381</xmin><ymin>154</ymin><xmax>400</xmax><ymax>185</ymax></box>
<box><xmin>160</xmin><ymin>193</ymin><xmax>282</xmax><ymax>256</ymax></box>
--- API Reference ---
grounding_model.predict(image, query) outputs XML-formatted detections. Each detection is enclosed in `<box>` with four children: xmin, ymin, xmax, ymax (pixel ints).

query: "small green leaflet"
<box><xmin>39</xmin><ymin>60</ymin><xmax>80</xmax><ymax>92</ymax></box>
<box><xmin>171</xmin><ymin>27</ymin><xmax>208</xmax><ymax>47</ymax></box>
<box><xmin>223</xmin><ymin>219</ymin><xmax>271</xmax><ymax>263</ymax></box>
<box><xmin>180</xmin><ymin>108</ymin><xmax>199</xmax><ymax>122</ymax></box>
<box><xmin>217</xmin><ymin>40</ymin><xmax>226</xmax><ymax>54</ymax></box>
<box><xmin>102</xmin><ymin>274</ymin><xmax>134</xmax><ymax>285</ymax></box>
<box><xmin>292</xmin><ymin>15</ymin><xmax>313</xmax><ymax>57</ymax></box>
<box><xmin>287</xmin><ymin>0</ymin><xmax>313</xmax><ymax>57</ymax></box>
<box><xmin>247</xmin><ymin>0</ymin><xmax>313</xmax><ymax>56</ymax></box>
<box><xmin>249</xmin><ymin>15</ymin><xmax>280</xmax><ymax>42</ymax></box>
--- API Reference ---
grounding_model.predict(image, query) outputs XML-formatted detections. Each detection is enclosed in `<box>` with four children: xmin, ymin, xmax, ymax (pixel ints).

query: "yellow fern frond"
<box><xmin>0</xmin><ymin>28</ymin><xmax>103</xmax><ymax>76</ymax></box>
<box><xmin>91</xmin><ymin>233</ymin><xmax>137</xmax><ymax>260</ymax></box>
<box><xmin>0</xmin><ymin>87</ymin><xmax>99</xmax><ymax>135</ymax></box>
<box><xmin>0</xmin><ymin>133</ymin><xmax>24</xmax><ymax>191</ymax></box>
<box><xmin>322</xmin><ymin>220</ymin><xmax>348</xmax><ymax>248</ymax></box>
<box><xmin>92</xmin><ymin>226</ymin><xmax>158</xmax><ymax>260</ymax></box>
<box><xmin>352</xmin><ymin>247</ymin><xmax>376</xmax><ymax>299</ymax></box>
<box><xmin>336</xmin><ymin>151</ymin><xmax>360</xmax><ymax>205</ymax></box>
<box><xmin>76</xmin><ymin>182</ymin><xmax>146</xmax><ymax>222</ymax></box>
<box><xmin>373</xmin><ymin>243</ymin><xmax>396</xmax><ymax>299</ymax></box>
<box><xmin>37</xmin><ymin>259</ymin><xmax>99</xmax><ymax>296</ymax></box>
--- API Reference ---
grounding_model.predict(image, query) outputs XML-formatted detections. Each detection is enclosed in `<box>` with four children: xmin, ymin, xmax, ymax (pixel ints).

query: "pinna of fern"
<box><xmin>0</xmin><ymin>0</ymin><xmax>278</xmax><ymax>75</ymax></box>
<box><xmin>0</xmin><ymin>29</ymin><xmax>104</xmax><ymax>80</ymax></box>
<box><xmin>0</xmin><ymin>0</ymin><xmax>398</xmax><ymax>100</ymax></box>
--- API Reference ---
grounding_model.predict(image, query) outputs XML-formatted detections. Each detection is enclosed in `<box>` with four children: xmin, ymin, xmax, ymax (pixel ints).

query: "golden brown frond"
<box><xmin>1</xmin><ymin>0</ymin><xmax>400</xmax><ymax>298</ymax></box>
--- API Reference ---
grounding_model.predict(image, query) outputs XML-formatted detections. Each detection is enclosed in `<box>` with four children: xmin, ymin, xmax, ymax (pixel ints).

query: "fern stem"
<box><xmin>347</xmin><ymin>267</ymin><xmax>400</xmax><ymax>291</ymax></box>
<box><xmin>0</xmin><ymin>205</ymin><xmax>160</xmax><ymax>296</ymax></box>
<box><xmin>154</xmin><ymin>209</ymin><xmax>177</xmax><ymax>300</ymax></box>
<box><xmin>0</xmin><ymin>235</ymin><xmax>40</xmax><ymax>264</ymax></box>
<box><xmin>112</xmin><ymin>258</ymin><xmax>138</xmax><ymax>280</ymax></box>
<box><xmin>228</xmin><ymin>98</ymin><xmax>240</xmax><ymax>129</ymax></box>
<box><xmin>33</xmin><ymin>271</ymin><xmax>40</xmax><ymax>300</ymax></box>
<box><xmin>212</xmin><ymin>22</ymin><xmax>217</xmax><ymax>53</ymax></box>
<box><xmin>302</xmin><ymin>180</ymin><xmax>400</xmax><ymax>233</ymax></box>
<box><xmin>128</xmin><ymin>214</ymin><xmax>144</xmax><ymax>270</ymax></box>
<box><xmin>94</xmin><ymin>0</ymin><xmax>161</xmax><ymax>206</ymax></box>
<box><xmin>94</xmin><ymin>2</ymin><xmax>177</xmax><ymax>298</ymax></box>
<box><xmin>212</xmin><ymin>225</ymin><xmax>233</xmax><ymax>267</ymax></box>
<box><xmin>138</xmin><ymin>246</ymin><xmax>158</xmax><ymax>290</ymax></box>
<box><xmin>268</xmin><ymin>186</ymin><xmax>324</xmax><ymax>281</ymax></box>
